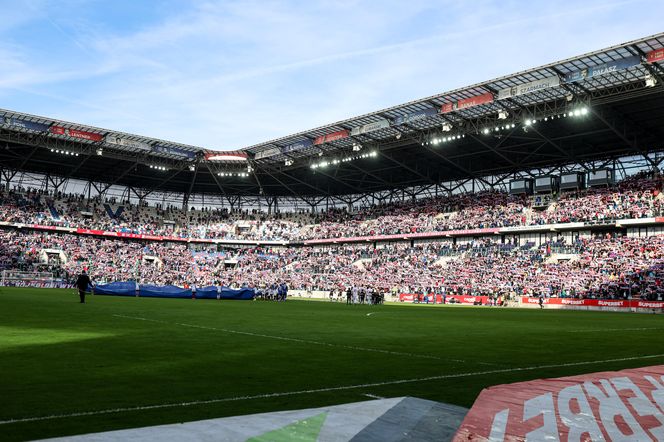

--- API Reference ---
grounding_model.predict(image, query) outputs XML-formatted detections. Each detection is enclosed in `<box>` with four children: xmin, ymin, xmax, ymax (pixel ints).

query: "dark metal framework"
<box><xmin>0</xmin><ymin>33</ymin><xmax>663</xmax><ymax>211</ymax></box>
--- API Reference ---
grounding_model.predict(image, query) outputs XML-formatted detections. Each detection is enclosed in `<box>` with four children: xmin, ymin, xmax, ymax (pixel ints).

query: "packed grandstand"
<box><xmin>1</xmin><ymin>33</ymin><xmax>664</xmax><ymax>309</ymax></box>
<box><xmin>0</xmin><ymin>170</ymin><xmax>663</xmax><ymax>303</ymax></box>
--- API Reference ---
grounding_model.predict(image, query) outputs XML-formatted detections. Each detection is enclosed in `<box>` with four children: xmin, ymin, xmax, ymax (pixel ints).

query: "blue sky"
<box><xmin>0</xmin><ymin>0</ymin><xmax>662</xmax><ymax>150</ymax></box>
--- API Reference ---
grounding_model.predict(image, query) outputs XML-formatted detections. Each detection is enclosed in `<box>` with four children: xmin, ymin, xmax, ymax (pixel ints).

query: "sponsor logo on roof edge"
<box><xmin>314</xmin><ymin>130</ymin><xmax>349</xmax><ymax>146</ymax></box>
<box><xmin>2</xmin><ymin>117</ymin><xmax>49</xmax><ymax>132</ymax></box>
<box><xmin>105</xmin><ymin>135</ymin><xmax>151</xmax><ymax>151</ymax></box>
<box><xmin>647</xmin><ymin>49</ymin><xmax>664</xmax><ymax>64</ymax></box>
<box><xmin>152</xmin><ymin>144</ymin><xmax>196</xmax><ymax>159</ymax></box>
<box><xmin>393</xmin><ymin>108</ymin><xmax>438</xmax><ymax>125</ymax></box>
<box><xmin>497</xmin><ymin>76</ymin><xmax>560</xmax><ymax>100</ymax></box>
<box><xmin>564</xmin><ymin>55</ymin><xmax>641</xmax><ymax>83</ymax></box>
<box><xmin>49</xmin><ymin>126</ymin><xmax>103</xmax><ymax>142</ymax></box>
<box><xmin>350</xmin><ymin>119</ymin><xmax>390</xmax><ymax>137</ymax></box>
<box><xmin>441</xmin><ymin>92</ymin><xmax>494</xmax><ymax>114</ymax></box>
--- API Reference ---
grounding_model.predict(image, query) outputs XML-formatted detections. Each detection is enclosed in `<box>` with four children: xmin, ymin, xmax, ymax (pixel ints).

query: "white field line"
<box><xmin>567</xmin><ymin>327</ymin><xmax>664</xmax><ymax>333</ymax></box>
<box><xmin>112</xmin><ymin>314</ymin><xmax>493</xmax><ymax>366</ymax></box>
<box><xmin>362</xmin><ymin>393</ymin><xmax>385</xmax><ymax>399</ymax></box>
<box><xmin>2</xmin><ymin>353</ymin><xmax>664</xmax><ymax>426</ymax></box>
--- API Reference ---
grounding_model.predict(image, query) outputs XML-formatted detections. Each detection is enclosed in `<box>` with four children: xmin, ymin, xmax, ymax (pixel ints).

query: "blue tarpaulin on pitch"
<box><xmin>140</xmin><ymin>284</ymin><xmax>192</xmax><ymax>298</ymax></box>
<box><xmin>220</xmin><ymin>287</ymin><xmax>255</xmax><ymax>300</ymax></box>
<box><xmin>94</xmin><ymin>281</ymin><xmax>136</xmax><ymax>296</ymax></box>
<box><xmin>91</xmin><ymin>282</ymin><xmax>254</xmax><ymax>300</ymax></box>
<box><xmin>195</xmin><ymin>286</ymin><xmax>219</xmax><ymax>299</ymax></box>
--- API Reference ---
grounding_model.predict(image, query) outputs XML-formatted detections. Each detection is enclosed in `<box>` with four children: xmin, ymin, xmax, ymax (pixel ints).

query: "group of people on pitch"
<box><xmin>255</xmin><ymin>282</ymin><xmax>289</xmax><ymax>301</ymax></box>
<box><xmin>344</xmin><ymin>286</ymin><xmax>385</xmax><ymax>305</ymax></box>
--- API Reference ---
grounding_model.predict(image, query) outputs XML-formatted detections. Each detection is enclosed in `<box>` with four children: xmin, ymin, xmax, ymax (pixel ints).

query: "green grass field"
<box><xmin>1</xmin><ymin>287</ymin><xmax>664</xmax><ymax>441</ymax></box>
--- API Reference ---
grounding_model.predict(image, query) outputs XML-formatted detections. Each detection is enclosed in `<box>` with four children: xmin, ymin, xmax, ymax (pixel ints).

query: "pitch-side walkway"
<box><xmin>40</xmin><ymin>397</ymin><xmax>467</xmax><ymax>442</ymax></box>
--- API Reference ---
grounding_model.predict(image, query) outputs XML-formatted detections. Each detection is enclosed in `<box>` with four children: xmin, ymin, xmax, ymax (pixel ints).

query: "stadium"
<box><xmin>2</xmin><ymin>11</ymin><xmax>664</xmax><ymax>442</ymax></box>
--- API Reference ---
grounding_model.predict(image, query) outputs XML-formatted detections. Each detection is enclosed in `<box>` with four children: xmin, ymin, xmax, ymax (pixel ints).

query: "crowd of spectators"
<box><xmin>0</xmin><ymin>228</ymin><xmax>661</xmax><ymax>301</ymax></box>
<box><xmin>0</xmin><ymin>172</ymin><xmax>661</xmax><ymax>242</ymax></box>
<box><xmin>0</xmin><ymin>170</ymin><xmax>662</xmax><ymax>301</ymax></box>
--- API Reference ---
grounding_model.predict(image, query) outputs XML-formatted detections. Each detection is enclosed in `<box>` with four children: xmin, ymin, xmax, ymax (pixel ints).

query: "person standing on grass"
<box><xmin>539</xmin><ymin>296</ymin><xmax>544</xmax><ymax>309</ymax></box>
<box><xmin>75</xmin><ymin>270</ymin><xmax>93</xmax><ymax>304</ymax></box>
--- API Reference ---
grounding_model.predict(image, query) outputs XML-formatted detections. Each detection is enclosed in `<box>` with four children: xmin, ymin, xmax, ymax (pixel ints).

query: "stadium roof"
<box><xmin>1</xmin><ymin>32</ymin><xmax>664</xmax><ymax>199</ymax></box>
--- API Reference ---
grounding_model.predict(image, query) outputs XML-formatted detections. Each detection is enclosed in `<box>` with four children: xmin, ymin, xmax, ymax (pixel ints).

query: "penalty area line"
<box><xmin>2</xmin><ymin>353</ymin><xmax>664</xmax><ymax>425</ymax></box>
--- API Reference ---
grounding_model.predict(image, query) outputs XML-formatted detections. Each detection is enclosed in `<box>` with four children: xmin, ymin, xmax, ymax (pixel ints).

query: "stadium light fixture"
<box><xmin>482</xmin><ymin>128</ymin><xmax>490</xmax><ymax>135</ymax></box>
<box><xmin>442</xmin><ymin>123</ymin><xmax>452</xmax><ymax>132</ymax></box>
<box><xmin>525</xmin><ymin>119</ymin><xmax>533</xmax><ymax>126</ymax></box>
<box><xmin>96</xmin><ymin>148</ymin><xmax>103</xmax><ymax>156</ymax></box>
<box><xmin>188</xmin><ymin>165</ymin><xmax>196</xmax><ymax>171</ymax></box>
<box><xmin>284</xmin><ymin>159</ymin><xmax>293</xmax><ymax>166</ymax></box>
<box><xmin>498</xmin><ymin>111</ymin><xmax>508</xmax><ymax>120</ymax></box>
<box><xmin>370</xmin><ymin>151</ymin><xmax>378</xmax><ymax>157</ymax></box>
<box><xmin>52</xmin><ymin>149</ymin><xmax>80</xmax><ymax>157</ymax></box>
<box><xmin>352</xmin><ymin>143</ymin><xmax>362</xmax><ymax>152</ymax></box>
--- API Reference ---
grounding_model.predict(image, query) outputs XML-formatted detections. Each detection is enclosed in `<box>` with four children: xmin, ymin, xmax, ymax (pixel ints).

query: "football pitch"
<box><xmin>1</xmin><ymin>288</ymin><xmax>664</xmax><ymax>441</ymax></box>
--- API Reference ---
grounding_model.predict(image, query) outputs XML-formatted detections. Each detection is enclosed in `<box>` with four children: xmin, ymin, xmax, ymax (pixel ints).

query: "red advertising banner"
<box><xmin>68</xmin><ymin>129</ymin><xmax>103</xmax><ymax>142</ymax></box>
<box><xmin>647</xmin><ymin>48</ymin><xmax>664</xmax><ymax>63</ymax></box>
<box><xmin>76</xmin><ymin>228</ymin><xmax>105</xmax><ymax>236</ymax></box>
<box><xmin>456</xmin><ymin>92</ymin><xmax>494</xmax><ymax>111</ymax></box>
<box><xmin>49</xmin><ymin>126</ymin><xmax>102</xmax><ymax>141</ymax></box>
<box><xmin>454</xmin><ymin>365</ymin><xmax>664</xmax><ymax>441</ymax></box>
<box><xmin>313</xmin><ymin>129</ymin><xmax>349</xmax><ymax>146</ymax></box>
<box><xmin>441</xmin><ymin>102</ymin><xmax>455</xmax><ymax>113</ymax></box>
<box><xmin>325</xmin><ymin>130</ymin><xmax>349</xmax><ymax>142</ymax></box>
<box><xmin>521</xmin><ymin>297</ymin><xmax>664</xmax><ymax>309</ymax></box>
<box><xmin>441</xmin><ymin>92</ymin><xmax>494</xmax><ymax>113</ymax></box>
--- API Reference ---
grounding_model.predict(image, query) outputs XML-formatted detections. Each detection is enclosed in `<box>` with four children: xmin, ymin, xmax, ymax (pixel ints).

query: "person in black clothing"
<box><xmin>75</xmin><ymin>270</ymin><xmax>93</xmax><ymax>303</ymax></box>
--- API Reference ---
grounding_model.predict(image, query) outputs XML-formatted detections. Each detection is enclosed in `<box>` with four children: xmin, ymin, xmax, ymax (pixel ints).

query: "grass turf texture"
<box><xmin>1</xmin><ymin>287</ymin><xmax>663</xmax><ymax>441</ymax></box>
